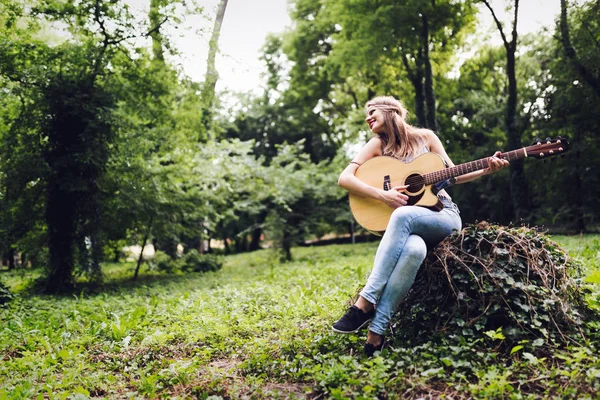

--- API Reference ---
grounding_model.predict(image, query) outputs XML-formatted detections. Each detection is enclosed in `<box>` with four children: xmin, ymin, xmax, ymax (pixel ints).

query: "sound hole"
<box><xmin>405</xmin><ymin>174</ymin><xmax>424</xmax><ymax>193</ymax></box>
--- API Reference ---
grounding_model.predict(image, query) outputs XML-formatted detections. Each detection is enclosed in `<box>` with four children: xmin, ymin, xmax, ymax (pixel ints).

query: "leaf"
<box><xmin>522</xmin><ymin>352</ymin><xmax>538</xmax><ymax>364</ymax></box>
<box><xmin>420</xmin><ymin>367</ymin><xmax>444</xmax><ymax>377</ymax></box>
<box><xmin>441</xmin><ymin>357</ymin><xmax>453</xmax><ymax>367</ymax></box>
<box><xmin>510</xmin><ymin>345</ymin><xmax>523</xmax><ymax>355</ymax></box>
<box><xmin>533</xmin><ymin>338</ymin><xmax>545</xmax><ymax>347</ymax></box>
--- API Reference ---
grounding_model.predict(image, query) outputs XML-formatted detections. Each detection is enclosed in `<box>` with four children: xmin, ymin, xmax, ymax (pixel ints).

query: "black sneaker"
<box><xmin>363</xmin><ymin>335</ymin><xmax>385</xmax><ymax>357</ymax></box>
<box><xmin>332</xmin><ymin>306</ymin><xmax>375</xmax><ymax>333</ymax></box>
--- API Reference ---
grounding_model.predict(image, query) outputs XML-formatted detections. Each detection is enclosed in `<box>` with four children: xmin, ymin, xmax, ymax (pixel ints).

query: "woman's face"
<box><xmin>365</xmin><ymin>107</ymin><xmax>385</xmax><ymax>134</ymax></box>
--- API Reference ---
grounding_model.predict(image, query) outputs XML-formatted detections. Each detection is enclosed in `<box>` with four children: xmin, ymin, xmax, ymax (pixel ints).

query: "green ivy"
<box><xmin>395</xmin><ymin>222</ymin><xmax>595</xmax><ymax>352</ymax></box>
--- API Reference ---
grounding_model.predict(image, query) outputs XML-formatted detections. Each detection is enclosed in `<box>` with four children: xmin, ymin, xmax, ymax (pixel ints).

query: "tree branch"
<box><xmin>480</xmin><ymin>0</ymin><xmax>511</xmax><ymax>52</ymax></box>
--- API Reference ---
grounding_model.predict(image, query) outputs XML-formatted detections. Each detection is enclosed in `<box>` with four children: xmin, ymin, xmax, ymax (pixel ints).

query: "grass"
<box><xmin>551</xmin><ymin>234</ymin><xmax>600</xmax><ymax>283</ymax></box>
<box><xmin>0</xmin><ymin>234</ymin><xmax>598</xmax><ymax>399</ymax></box>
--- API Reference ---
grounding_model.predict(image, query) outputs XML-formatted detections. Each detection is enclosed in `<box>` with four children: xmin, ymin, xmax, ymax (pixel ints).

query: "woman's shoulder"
<box><xmin>367</xmin><ymin>136</ymin><xmax>384</xmax><ymax>155</ymax></box>
<box><xmin>367</xmin><ymin>135</ymin><xmax>383</xmax><ymax>146</ymax></box>
<box><xmin>416</xmin><ymin>128</ymin><xmax>435</xmax><ymax>139</ymax></box>
<box><xmin>414</xmin><ymin>128</ymin><xmax>436</xmax><ymax>147</ymax></box>
<box><xmin>356</xmin><ymin>136</ymin><xmax>383</xmax><ymax>160</ymax></box>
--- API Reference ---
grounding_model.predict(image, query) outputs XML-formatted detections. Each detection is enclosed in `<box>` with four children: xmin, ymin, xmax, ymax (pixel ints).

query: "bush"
<box><xmin>149</xmin><ymin>250</ymin><xmax>222</xmax><ymax>274</ymax></box>
<box><xmin>181</xmin><ymin>250</ymin><xmax>223</xmax><ymax>273</ymax></box>
<box><xmin>394</xmin><ymin>222</ymin><xmax>595</xmax><ymax>351</ymax></box>
<box><xmin>149</xmin><ymin>250</ymin><xmax>179</xmax><ymax>273</ymax></box>
<box><xmin>0</xmin><ymin>280</ymin><xmax>13</xmax><ymax>305</ymax></box>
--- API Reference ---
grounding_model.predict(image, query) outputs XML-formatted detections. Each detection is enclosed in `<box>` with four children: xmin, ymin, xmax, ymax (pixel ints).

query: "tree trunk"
<box><xmin>505</xmin><ymin>47</ymin><xmax>530</xmax><ymax>220</ymax></box>
<box><xmin>281</xmin><ymin>230</ymin><xmax>293</xmax><ymax>262</ymax></box>
<box><xmin>413</xmin><ymin>62</ymin><xmax>427</xmax><ymax>128</ymax></box>
<box><xmin>89</xmin><ymin>232</ymin><xmax>103</xmax><ymax>283</ymax></box>
<box><xmin>201</xmin><ymin>0</ymin><xmax>229</xmax><ymax>134</ymax></box>
<box><xmin>570</xmin><ymin>129</ymin><xmax>586</xmax><ymax>232</ymax></box>
<box><xmin>46</xmin><ymin>185</ymin><xmax>77</xmax><ymax>292</ymax></box>
<box><xmin>159</xmin><ymin>235</ymin><xmax>179</xmax><ymax>259</ymax></box>
<box><xmin>7</xmin><ymin>248</ymin><xmax>15</xmax><ymax>270</ymax></box>
<box><xmin>224</xmin><ymin>238</ymin><xmax>230</xmax><ymax>254</ymax></box>
<box><xmin>249</xmin><ymin>226</ymin><xmax>262</xmax><ymax>251</ymax></box>
<box><xmin>133</xmin><ymin>217</ymin><xmax>153</xmax><ymax>281</ymax></box>
<box><xmin>421</xmin><ymin>13</ymin><xmax>438</xmax><ymax>132</ymax></box>
<box><xmin>77</xmin><ymin>234</ymin><xmax>90</xmax><ymax>273</ymax></box>
<box><xmin>403</xmin><ymin>52</ymin><xmax>427</xmax><ymax>127</ymax></box>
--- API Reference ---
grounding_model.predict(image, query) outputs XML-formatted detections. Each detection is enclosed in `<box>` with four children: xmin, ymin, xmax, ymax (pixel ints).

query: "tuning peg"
<box><xmin>546</xmin><ymin>137</ymin><xmax>552</xmax><ymax>143</ymax></box>
<box><xmin>533</xmin><ymin>138</ymin><xmax>541</xmax><ymax>145</ymax></box>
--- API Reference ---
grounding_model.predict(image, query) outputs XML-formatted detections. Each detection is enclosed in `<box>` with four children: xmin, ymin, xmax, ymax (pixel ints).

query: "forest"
<box><xmin>1</xmin><ymin>0</ymin><xmax>599</xmax><ymax>398</ymax></box>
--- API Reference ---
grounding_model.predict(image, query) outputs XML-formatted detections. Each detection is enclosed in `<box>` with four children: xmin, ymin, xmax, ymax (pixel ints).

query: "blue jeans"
<box><xmin>359</xmin><ymin>198</ymin><xmax>461</xmax><ymax>335</ymax></box>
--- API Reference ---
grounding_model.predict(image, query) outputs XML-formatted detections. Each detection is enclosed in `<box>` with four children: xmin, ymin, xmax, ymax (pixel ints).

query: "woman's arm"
<box><xmin>338</xmin><ymin>137</ymin><xmax>410</xmax><ymax>209</ymax></box>
<box><xmin>425</xmin><ymin>131</ymin><xmax>508</xmax><ymax>185</ymax></box>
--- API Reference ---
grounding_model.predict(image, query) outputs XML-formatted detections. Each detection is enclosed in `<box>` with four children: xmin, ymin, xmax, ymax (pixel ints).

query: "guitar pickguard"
<box><xmin>406</xmin><ymin>192</ymin><xmax>424</xmax><ymax>206</ymax></box>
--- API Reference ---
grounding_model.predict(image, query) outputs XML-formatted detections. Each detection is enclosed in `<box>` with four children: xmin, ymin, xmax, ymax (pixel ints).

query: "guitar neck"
<box><xmin>424</xmin><ymin>148</ymin><xmax>526</xmax><ymax>185</ymax></box>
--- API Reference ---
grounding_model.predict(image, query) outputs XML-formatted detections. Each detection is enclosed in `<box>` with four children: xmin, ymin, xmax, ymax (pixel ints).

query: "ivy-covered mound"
<box><xmin>393</xmin><ymin>222</ymin><xmax>594</xmax><ymax>351</ymax></box>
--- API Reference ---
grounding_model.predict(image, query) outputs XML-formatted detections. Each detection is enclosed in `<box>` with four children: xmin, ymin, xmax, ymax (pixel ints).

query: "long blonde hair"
<box><xmin>366</xmin><ymin>96</ymin><xmax>429</xmax><ymax>159</ymax></box>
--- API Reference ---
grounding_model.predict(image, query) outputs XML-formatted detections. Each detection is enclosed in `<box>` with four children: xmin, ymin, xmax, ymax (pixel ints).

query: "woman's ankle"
<box><xmin>367</xmin><ymin>331</ymin><xmax>383</xmax><ymax>346</ymax></box>
<box><xmin>355</xmin><ymin>296</ymin><xmax>374</xmax><ymax>313</ymax></box>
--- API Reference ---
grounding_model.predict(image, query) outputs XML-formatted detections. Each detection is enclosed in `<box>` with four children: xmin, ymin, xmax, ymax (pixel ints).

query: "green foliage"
<box><xmin>1</xmin><ymin>0</ymin><xmax>599</xmax><ymax>302</ymax></box>
<box><xmin>0</xmin><ymin>279</ymin><xmax>13</xmax><ymax>304</ymax></box>
<box><xmin>149</xmin><ymin>250</ymin><xmax>175</xmax><ymax>273</ymax></box>
<box><xmin>181</xmin><ymin>250</ymin><xmax>223</xmax><ymax>273</ymax></box>
<box><xmin>150</xmin><ymin>250</ymin><xmax>223</xmax><ymax>274</ymax></box>
<box><xmin>396</xmin><ymin>223</ymin><xmax>594</xmax><ymax>350</ymax></box>
<box><xmin>0</xmin><ymin>236</ymin><xmax>598</xmax><ymax>398</ymax></box>
<box><xmin>261</xmin><ymin>142</ymin><xmax>347</xmax><ymax>261</ymax></box>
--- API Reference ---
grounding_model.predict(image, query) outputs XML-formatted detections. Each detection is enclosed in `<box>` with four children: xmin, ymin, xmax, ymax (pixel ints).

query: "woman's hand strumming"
<box><xmin>379</xmin><ymin>185</ymin><xmax>410</xmax><ymax>209</ymax></box>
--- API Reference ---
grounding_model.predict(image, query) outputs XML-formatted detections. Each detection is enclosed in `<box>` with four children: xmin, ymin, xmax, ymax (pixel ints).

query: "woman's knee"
<box><xmin>404</xmin><ymin>235</ymin><xmax>427</xmax><ymax>262</ymax></box>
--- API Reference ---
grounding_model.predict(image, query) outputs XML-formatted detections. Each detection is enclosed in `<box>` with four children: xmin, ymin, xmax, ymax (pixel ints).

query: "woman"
<box><xmin>332</xmin><ymin>96</ymin><xmax>508</xmax><ymax>356</ymax></box>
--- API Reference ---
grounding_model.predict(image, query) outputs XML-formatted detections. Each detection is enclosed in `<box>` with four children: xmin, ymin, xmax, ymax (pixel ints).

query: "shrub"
<box><xmin>181</xmin><ymin>250</ymin><xmax>223</xmax><ymax>273</ymax></box>
<box><xmin>0</xmin><ymin>280</ymin><xmax>13</xmax><ymax>305</ymax></box>
<box><xmin>394</xmin><ymin>222</ymin><xmax>595</xmax><ymax>351</ymax></box>
<box><xmin>149</xmin><ymin>250</ymin><xmax>179</xmax><ymax>273</ymax></box>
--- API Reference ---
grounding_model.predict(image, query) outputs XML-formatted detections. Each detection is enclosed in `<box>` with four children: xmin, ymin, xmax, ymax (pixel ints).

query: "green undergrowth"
<box><xmin>0</xmin><ymin>232</ymin><xmax>599</xmax><ymax>399</ymax></box>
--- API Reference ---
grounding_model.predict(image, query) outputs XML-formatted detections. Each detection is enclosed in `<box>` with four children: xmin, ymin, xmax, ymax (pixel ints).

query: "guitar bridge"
<box><xmin>383</xmin><ymin>175</ymin><xmax>391</xmax><ymax>191</ymax></box>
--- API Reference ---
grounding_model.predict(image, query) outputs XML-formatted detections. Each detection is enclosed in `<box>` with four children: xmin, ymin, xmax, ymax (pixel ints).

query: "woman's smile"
<box><xmin>365</xmin><ymin>108</ymin><xmax>384</xmax><ymax>132</ymax></box>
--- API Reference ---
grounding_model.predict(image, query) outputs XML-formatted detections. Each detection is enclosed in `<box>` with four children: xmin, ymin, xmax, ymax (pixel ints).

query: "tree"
<box><xmin>479</xmin><ymin>0</ymin><xmax>530</xmax><ymax>221</ymax></box>
<box><xmin>0</xmin><ymin>0</ymin><xmax>205</xmax><ymax>290</ymax></box>
<box><xmin>531</xmin><ymin>0</ymin><xmax>600</xmax><ymax>231</ymax></box>
<box><xmin>559</xmin><ymin>0</ymin><xmax>600</xmax><ymax>98</ymax></box>
<box><xmin>282</xmin><ymin>0</ymin><xmax>477</xmax><ymax>132</ymax></box>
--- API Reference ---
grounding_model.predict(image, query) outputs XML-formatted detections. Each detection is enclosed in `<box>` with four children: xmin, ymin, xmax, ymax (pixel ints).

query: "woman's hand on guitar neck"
<box><xmin>484</xmin><ymin>151</ymin><xmax>510</xmax><ymax>175</ymax></box>
<box><xmin>378</xmin><ymin>185</ymin><xmax>410</xmax><ymax>209</ymax></box>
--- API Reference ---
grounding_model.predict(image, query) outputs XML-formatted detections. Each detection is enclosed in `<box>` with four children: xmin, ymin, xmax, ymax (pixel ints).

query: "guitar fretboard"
<box><xmin>424</xmin><ymin>148</ymin><xmax>526</xmax><ymax>185</ymax></box>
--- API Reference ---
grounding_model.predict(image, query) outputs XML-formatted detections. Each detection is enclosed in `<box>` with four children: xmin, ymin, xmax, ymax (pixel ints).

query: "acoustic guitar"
<box><xmin>349</xmin><ymin>137</ymin><xmax>569</xmax><ymax>234</ymax></box>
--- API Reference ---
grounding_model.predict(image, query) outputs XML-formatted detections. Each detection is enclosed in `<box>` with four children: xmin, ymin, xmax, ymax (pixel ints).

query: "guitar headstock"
<box><xmin>525</xmin><ymin>136</ymin><xmax>570</xmax><ymax>160</ymax></box>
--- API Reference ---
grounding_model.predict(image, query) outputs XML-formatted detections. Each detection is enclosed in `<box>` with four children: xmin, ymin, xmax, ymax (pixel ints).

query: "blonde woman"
<box><xmin>332</xmin><ymin>96</ymin><xmax>508</xmax><ymax>356</ymax></box>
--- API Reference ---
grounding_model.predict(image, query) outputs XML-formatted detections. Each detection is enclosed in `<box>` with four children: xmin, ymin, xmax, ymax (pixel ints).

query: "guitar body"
<box><xmin>349</xmin><ymin>153</ymin><xmax>446</xmax><ymax>234</ymax></box>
